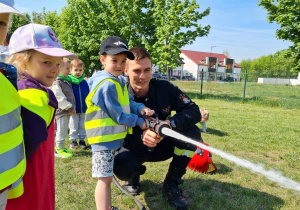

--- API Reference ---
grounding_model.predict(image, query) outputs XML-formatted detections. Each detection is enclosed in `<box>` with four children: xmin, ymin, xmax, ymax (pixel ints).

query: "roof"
<box><xmin>180</xmin><ymin>49</ymin><xmax>242</xmax><ymax>68</ymax></box>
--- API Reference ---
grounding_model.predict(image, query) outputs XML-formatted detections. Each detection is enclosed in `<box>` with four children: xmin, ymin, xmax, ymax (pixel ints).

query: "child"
<box><xmin>0</xmin><ymin>1</ymin><xmax>27</xmax><ymax>208</ymax></box>
<box><xmin>51</xmin><ymin>58</ymin><xmax>76</xmax><ymax>158</ymax></box>
<box><xmin>0</xmin><ymin>32</ymin><xmax>10</xmax><ymax>62</ymax></box>
<box><xmin>200</xmin><ymin>109</ymin><xmax>209</xmax><ymax>133</ymax></box>
<box><xmin>5</xmin><ymin>23</ymin><xmax>77</xmax><ymax>210</ymax></box>
<box><xmin>68</xmin><ymin>59</ymin><xmax>89</xmax><ymax>149</ymax></box>
<box><xmin>85</xmin><ymin>36</ymin><xmax>154</xmax><ymax>210</ymax></box>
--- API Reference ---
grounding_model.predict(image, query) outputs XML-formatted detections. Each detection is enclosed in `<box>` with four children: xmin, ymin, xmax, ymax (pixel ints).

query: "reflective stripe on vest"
<box><xmin>18</xmin><ymin>88</ymin><xmax>55</xmax><ymax>127</ymax></box>
<box><xmin>85</xmin><ymin>78</ymin><xmax>132</xmax><ymax>144</ymax></box>
<box><xmin>0</xmin><ymin>142</ymin><xmax>24</xmax><ymax>174</ymax></box>
<box><xmin>0</xmin><ymin>107</ymin><xmax>21</xmax><ymax>135</ymax></box>
<box><xmin>0</xmin><ymin>74</ymin><xmax>25</xmax><ymax>198</ymax></box>
<box><xmin>174</xmin><ymin>147</ymin><xmax>195</xmax><ymax>158</ymax></box>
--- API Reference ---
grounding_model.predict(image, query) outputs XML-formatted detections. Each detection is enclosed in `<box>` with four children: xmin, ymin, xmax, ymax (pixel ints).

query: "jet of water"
<box><xmin>161</xmin><ymin>127</ymin><xmax>300</xmax><ymax>192</ymax></box>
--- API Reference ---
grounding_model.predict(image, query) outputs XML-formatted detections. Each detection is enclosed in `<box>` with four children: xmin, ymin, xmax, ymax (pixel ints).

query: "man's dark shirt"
<box><xmin>124</xmin><ymin>78</ymin><xmax>201</xmax><ymax>154</ymax></box>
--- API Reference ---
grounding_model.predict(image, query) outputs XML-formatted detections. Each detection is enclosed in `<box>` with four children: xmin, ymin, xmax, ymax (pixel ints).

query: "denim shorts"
<box><xmin>92</xmin><ymin>149</ymin><xmax>116</xmax><ymax>178</ymax></box>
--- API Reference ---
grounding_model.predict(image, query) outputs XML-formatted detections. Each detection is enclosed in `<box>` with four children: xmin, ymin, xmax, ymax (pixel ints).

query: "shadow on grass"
<box><xmin>141</xmin><ymin>178</ymin><xmax>284</xmax><ymax>210</ymax></box>
<box><xmin>213</xmin><ymin>163</ymin><xmax>232</xmax><ymax>174</ymax></box>
<box><xmin>73</xmin><ymin>148</ymin><xmax>92</xmax><ymax>157</ymax></box>
<box><xmin>205</xmin><ymin>128</ymin><xmax>228</xmax><ymax>137</ymax></box>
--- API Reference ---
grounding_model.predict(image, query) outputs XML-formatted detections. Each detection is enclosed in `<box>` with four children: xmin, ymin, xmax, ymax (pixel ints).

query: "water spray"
<box><xmin>160</xmin><ymin>127</ymin><xmax>300</xmax><ymax>192</ymax></box>
<box><xmin>115</xmin><ymin>115</ymin><xmax>299</xmax><ymax>210</ymax></box>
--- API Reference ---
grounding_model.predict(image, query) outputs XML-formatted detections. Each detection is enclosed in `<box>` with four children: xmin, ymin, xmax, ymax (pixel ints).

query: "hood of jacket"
<box><xmin>87</xmin><ymin>70</ymin><xmax>126</xmax><ymax>92</ymax></box>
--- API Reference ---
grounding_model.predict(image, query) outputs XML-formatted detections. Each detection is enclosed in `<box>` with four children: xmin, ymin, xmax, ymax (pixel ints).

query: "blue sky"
<box><xmin>15</xmin><ymin>0</ymin><xmax>291</xmax><ymax>63</ymax></box>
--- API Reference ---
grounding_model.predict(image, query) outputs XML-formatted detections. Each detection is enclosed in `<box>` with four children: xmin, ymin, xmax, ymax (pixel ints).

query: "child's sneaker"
<box><xmin>70</xmin><ymin>141</ymin><xmax>78</xmax><ymax>149</ymax></box>
<box><xmin>65</xmin><ymin>148</ymin><xmax>73</xmax><ymax>153</ymax></box>
<box><xmin>55</xmin><ymin>147</ymin><xmax>73</xmax><ymax>158</ymax></box>
<box><xmin>109</xmin><ymin>207</ymin><xmax>119</xmax><ymax>210</ymax></box>
<box><xmin>79</xmin><ymin>141</ymin><xmax>87</xmax><ymax>149</ymax></box>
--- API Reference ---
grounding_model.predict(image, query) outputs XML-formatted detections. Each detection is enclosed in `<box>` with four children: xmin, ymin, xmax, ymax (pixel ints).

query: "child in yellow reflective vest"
<box><xmin>86</xmin><ymin>36</ymin><xmax>154</xmax><ymax>210</ymax></box>
<box><xmin>0</xmin><ymin>1</ymin><xmax>27</xmax><ymax>208</ymax></box>
<box><xmin>5</xmin><ymin>23</ymin><xmax>77</xmax><ymax>210</ymax></box>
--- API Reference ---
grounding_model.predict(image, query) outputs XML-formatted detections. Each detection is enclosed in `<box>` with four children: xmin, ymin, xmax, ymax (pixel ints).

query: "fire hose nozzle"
<box><xmin>154</xmin><ymin>123</ymin><xmax>170</xmax><ymax>137</ymax></box>
<box><xmin>142</xmin><ymin>113</ymin><xmax>171</xmax><ymax>152</ymax></box>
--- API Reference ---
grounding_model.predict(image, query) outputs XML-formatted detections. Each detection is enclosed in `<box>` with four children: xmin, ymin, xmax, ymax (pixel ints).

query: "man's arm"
<box><xmin>168</xmin><ymin>83</ymin><xmax>201</xmax><ymax>131</ymax></box>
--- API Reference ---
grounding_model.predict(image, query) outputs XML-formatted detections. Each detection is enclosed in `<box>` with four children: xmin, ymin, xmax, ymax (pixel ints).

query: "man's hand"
<box><xmin>142</xmin><ymin>129</ymin><xmax>163</xmax><ymax>148</ymax></box>
<box><xmin>141</xmin><ymin>107</ymin><xmax>155</xmax><ymax>116</ymax></box>
<box><xmin>160</xmin><ymin>120</ymin><xmax>171</xmax><ymax>127</ymax></box>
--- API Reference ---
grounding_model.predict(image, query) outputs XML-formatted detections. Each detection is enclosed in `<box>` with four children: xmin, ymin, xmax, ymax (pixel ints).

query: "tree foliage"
<box><xmin>223</xmin><ymin>50</ymin><xmax>230</xmax><ymax>58</ymax></box>
<box><xmin>58</xmin><ymin>0</ymin><xmax>210</xmax><ymax>77</ymax></box>
<box><xmin>258</xmin><ymin>0</ymin><xmax>300</xmax><ymax>72</ymax></box>
<box><xmin>148</xmin><ymin>0</ymin><xmax>210</xmax><ymax>80</ymax></box>
<box><xmin>9</xmin><ymin>9</ymin><xmax>60</xmax><ymax>38</ymax></box>
<box><xmin>8</xmin><ymin>0</ymin><xmax>210</xmax><ymax>78</ymax></box>
<box><xmin>59</xmin><ymin>0</ymin><xmax>156</xmax><ymax>75</ymax></box>
<box><xmin>240</xmin><ymin>49</ymin><xmax>296</xmax><ymax>81</ymax></box>
<box><xmin>9</xmin><ymin>13</ymin><xmax>31</xmax><ymax>34</ymax></box>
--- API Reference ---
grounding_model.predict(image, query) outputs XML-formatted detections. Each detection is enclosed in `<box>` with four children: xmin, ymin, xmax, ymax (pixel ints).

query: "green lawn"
<box><xmin>172</xmin><ymin>81</ymin><xmax>300</xmax><ymax>110</ymax></box>
<box><xmin>55</xmin><ymin>96</ymin><xmax>300</xmax><ymax>209</ymax></box>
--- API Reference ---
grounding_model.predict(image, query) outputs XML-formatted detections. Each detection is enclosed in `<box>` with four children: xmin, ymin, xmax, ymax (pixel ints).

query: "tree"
<box><xmin>148</xmin><ymin>0</ymin><xmax>210</xmax><ymax>80</ymax></box>
<box><xmin>59</xmin><ymin>0</ymin><xmax>156</xmax><ymax>74</ymax></box>
<box><xmin>258</xmin><ymin>0</ymin><xmax>300</xmax><ymax>72</ymax></box>
<box><xmin>240</xmin><ymin>49</ymin><xmax>296</xmax><ymax>81</ymax></box>
<box><xmin>9</xmin><ymin>13</ymin><xmax>31</xmax><ymax>34</ymax></box>
<box><xmin>223</xmin><ymin>50</ymin><xmax>230</xmax><ymax>58</ymax></box>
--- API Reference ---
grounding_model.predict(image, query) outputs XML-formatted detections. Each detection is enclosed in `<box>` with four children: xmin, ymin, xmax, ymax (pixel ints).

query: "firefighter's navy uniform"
<box><xmin>114</xmin><ymin>78</ymin><xmax>202</xmax><ymax>209</ymax></box>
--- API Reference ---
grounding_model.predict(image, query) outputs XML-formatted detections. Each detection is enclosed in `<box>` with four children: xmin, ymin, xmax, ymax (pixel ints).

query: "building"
<box><xmin>179</xmin><ymin>49</ymin><xmax>242</xmax><ymax>81</ymax></box>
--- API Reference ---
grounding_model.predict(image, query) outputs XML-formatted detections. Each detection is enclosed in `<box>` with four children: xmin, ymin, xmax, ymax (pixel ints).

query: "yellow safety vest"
<box><xmin>18</xmin><ymin>89</ymin><xmax>56</xmax><ymax>127</ymax></box>
<box><xmin>85</xmin><ymin>78</ymin><xmax>132</xmax><ymax>144</ymax></box>
<box><xmin>0</xmin><ymin>73</ymin><xmax>26</xmax><ymax>199</ymax></box>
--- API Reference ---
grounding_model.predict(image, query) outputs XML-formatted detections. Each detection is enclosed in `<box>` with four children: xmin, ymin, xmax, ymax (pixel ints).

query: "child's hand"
<box><xmin>141</xmin><ymin>107</ymin><xmax>155</xmax><ymax>116</ymax></box>
<box><xmin>70</xmin><ymin>109</ymin><xmax>76</xmax><ymax>115</ymax></box>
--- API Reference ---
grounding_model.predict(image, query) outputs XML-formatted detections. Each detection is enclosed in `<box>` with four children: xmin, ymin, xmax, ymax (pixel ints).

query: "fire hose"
<box><xmin>112</xmin><ymin>114</ymin><xmax>171</xmax><ymax>210</ymax></box>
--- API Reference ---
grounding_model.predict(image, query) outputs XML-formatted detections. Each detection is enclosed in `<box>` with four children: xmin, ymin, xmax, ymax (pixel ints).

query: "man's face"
<box><xmin>0</xmin><ymin>13</ymin><xmax>10</xmax><ymax>44</ymax></box>
<box><xmin>125</xmin><ymin>57</ymin><xmax>152</xmax><ymax>93</ymax></box>
<box><xmin>70</xmin><ymin>65</ymin><xmax>84</xmax><ymax>78</ymax></box>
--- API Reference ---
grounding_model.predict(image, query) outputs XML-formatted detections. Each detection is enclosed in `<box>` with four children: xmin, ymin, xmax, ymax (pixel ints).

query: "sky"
<box><xmin>15</xmin><ymin>0</ymin><xmax>291</xmax><ymax>63</ymax></box>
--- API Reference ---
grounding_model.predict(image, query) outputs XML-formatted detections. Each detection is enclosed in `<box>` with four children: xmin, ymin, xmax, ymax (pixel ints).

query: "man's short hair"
<box><xmin>71</xmin><ymin>59</ymin><xmax>84</xmax><ymax>68</ymax></box>
<box><xmin>129</xmin><ymin>46</ymin><xmax>151</xmax><ymax>61</ymax></box>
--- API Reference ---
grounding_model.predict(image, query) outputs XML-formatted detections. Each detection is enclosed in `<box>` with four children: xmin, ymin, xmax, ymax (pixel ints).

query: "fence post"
<box><xmin>200</xmin><ymin>69</ymin><xmax>203</xmax><ymax>99</ymax></box>
<box><xmin>243</xmin><ymin>69</ymin><xmax>247</xmax><ymax>102</ymax></box>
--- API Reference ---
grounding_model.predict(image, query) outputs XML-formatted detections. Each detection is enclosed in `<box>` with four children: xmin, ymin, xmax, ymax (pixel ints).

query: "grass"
<box><xmin>172</xmin><ymin>81</ymin><xmax>300</xmax><ymax>110</ymax></box>
<box><xmin>55</xmin><ymin>95</ymin><xmax>300</xmax><ymax>209</ymax></box>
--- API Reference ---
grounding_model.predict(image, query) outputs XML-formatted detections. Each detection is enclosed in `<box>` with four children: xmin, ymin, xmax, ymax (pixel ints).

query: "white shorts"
<box><xmin>0</xmin><ymin>189</ymin><xmax>8</xmax><ymax>210</ymax></box>
<box><xmin>92</xmin><ymin>150</ymin><xmax>116</xmax><ymax>178</ymax></box>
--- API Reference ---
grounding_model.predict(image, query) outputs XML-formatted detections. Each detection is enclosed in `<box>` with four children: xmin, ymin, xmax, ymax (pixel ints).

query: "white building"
<box><xmin>179</xmin><ymin>49</ymin><xmax>242</xmax><ymax>81</ymax></box>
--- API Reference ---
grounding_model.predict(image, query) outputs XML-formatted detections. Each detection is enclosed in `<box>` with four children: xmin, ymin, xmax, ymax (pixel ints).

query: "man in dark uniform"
<box><xmin>114</xmin><ymin>46</ymin><xmax>202</xmax><ymax>210</ymax></box>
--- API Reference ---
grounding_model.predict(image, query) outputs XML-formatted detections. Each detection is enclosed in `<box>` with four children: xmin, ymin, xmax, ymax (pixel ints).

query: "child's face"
<box><xmin>100</xmin><ymin>53</ymin><xmax>127</xmax><ymax>77</ymax></box>
<box><xmin>0</xmin><ymin>13</ymin><xmax>10</xmax><ymax>44</ymax></box>
<box><xmin>25</xmin><ymin>51</ymin><xmax>62</xmax><ymax>87</ymax></box>
<box><xmin>200</xmin><ymin>111</ymin><xmax>208</xmax><ymax>123</ymax></box>
<box><xmin>60</xmin><ymin>62</ymin><xmax>70</xmax><ymax>77</ymax></box>
<box><xmin>70</xmin><ymin>65</ymin><xmax>84</xmax><ymax>78</ymax></box>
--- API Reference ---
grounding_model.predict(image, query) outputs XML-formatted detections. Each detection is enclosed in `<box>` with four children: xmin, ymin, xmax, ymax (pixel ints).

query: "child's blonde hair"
<box><xmin>71</xmin><ymin>59</ymin><xmax>84</xmax><ymax>69</ymax></box>
<box><xmin>6</xmin><ymin>50</ymin><xmax>34</xmax><ymax>78</ymax></box>
<box><xmin>61</xmin><ymin>57</ymin><xmax>71</xmax><ymax>67</ymax></box>
<box><xmin>200</xmin><ymin>109</ymin><xmax>209</xmax><ymax>122</ymax></box>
